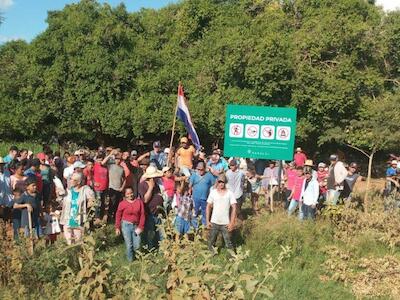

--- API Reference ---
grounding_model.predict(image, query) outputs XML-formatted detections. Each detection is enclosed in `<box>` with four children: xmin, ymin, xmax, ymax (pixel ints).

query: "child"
<box><xmin>11</xmin><ymin>187</ymin><xmax>23</xmax><ymax>240</ymax></box>
<box><xmin>172</xmin><ymin>182</ymin><xmax>197</xmax><ymax>235</ymax></box>
<box><xmin>287</xmin><ymin>166</ymin><xmax>305</xmax><ymax>219</ymax></box>
<box><xmin>43</xmin><ymin>203</ymin><xmax>61</xmax><ymax>245</ymax></box>
<box><xmin>13</xmin><ymin>177</ymin><xmax>42</xmax><ymax>238</ymax></box>
<box><xmin>246</xmin><ymin>169</ymin><xmax>262</xmax><ymax>215</ymax></box>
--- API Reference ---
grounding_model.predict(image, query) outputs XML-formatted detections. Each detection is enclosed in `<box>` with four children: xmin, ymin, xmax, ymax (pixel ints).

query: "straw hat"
<box><xmin>142</xmin><ymin>165</ymin><xmax>163</xmax><ymax>179</ymax></box>
<box><xmin>304</xmin><ymin>160</ymin><xmax>314</xmax><ymax>167</ymax></box>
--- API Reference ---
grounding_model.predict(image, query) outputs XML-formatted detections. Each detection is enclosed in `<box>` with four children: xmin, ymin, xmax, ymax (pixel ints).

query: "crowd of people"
<box><xmin>0</xmin><ymin>140</ymin><xmax>397</xmax><ymax>261</ymax></box>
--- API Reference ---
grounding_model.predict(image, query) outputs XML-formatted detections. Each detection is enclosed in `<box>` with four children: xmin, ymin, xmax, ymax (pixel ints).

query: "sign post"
<box><xmin>223</xmin><ymin>104</ymin><xmax>297</xmax><ymax>160</ymax></box>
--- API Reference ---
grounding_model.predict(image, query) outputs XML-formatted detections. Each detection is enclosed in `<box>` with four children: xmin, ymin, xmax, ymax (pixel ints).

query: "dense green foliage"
<box><xmin>0</xmin><ymin>0</ymin><xmax>399</xmax><ymax>151</ymax></box>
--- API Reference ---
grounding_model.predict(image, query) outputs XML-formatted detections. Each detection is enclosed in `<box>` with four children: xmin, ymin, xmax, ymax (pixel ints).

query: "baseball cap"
<box><xmin>131</xmin><ymin>150</ymin><xmax>138</xmax><ymax>156</ymax></box>
<box><xmin>164</xmin><ymin>148</ymin><xmax>170</xmax><ymax>154</ymax></box>
<box><xmin>391</xmin><ymin>160</ymin><xmax>398</xmax><ymax>165</ymax></box>
<box><xmin>153</xmin><ymin>141</ymin><xmax>161</xmax><ymax>148</ymax></box>
<box><xmin>296</xmin><ymin>147</ymin><xmax>302</xmax><ymax>152</ymax></box>
<box><xmin>318</xmin><ymin>162</ymin><xmax>326</xmax><ymax>168</ymax></box>
<box><xmin>329</xmin><ymin>154</ymin><xmax>338</xmax><ymax>161</ymax></box>
<box><xmin>37</xmin><ymin>152</ymin><xmax>46</xmax><ymax>161</ymax></box>
<box><xmin>349</xmin><ymin>162</ymin><xmax>358</xmax><ymax>168</ymax></box>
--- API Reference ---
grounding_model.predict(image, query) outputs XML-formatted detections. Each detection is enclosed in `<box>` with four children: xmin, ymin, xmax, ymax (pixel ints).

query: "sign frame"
<box><xmin>223</xmin><ymin>104</ymin><xmax>297</xmax><ymax>160</ymax></box>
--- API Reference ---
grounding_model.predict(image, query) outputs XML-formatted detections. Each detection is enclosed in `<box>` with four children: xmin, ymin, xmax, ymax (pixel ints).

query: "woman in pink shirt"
<box><xmin>161</xmin><ymin>166</ymin><xmax>186</xmax><ymax>212</ymax></box>
<box><xmin>287</xmin><ymin>166</ymin><xmax>305</xmax><ymax>218</ymax></box>
<box><xmin>284</xmin><ymin>162</ymin><xmax>297</xmax><ymax>208</ymax></box>
<box><xmin>115</xmin><ymin>187</ymin><xmax>145</xmax><ymax>262</ymax></box>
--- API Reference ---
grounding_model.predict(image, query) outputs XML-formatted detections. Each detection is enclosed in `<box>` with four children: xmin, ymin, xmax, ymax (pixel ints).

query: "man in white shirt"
<box><xmin>326</xmin><ymin>154</ymin><xmax>348</xmax><ymax>205</ymax></box>
<box><xmin>300</xmin><ymin>167</ymin><xmax>320</xmax><ymax>220</ymax></box>
<box><xmin>206</xmin><ymin>174</ymin><xmax>237</xmax><ymax>255</ymax></box>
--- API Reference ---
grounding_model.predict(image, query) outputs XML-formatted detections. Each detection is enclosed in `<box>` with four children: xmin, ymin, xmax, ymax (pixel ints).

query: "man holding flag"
<box><xmin>176</xmin><ymin>137</ymin><xmax>196</xmax><ymax>177</ymax></box>
<box><xmin>170</xmin><ymin>83</ymin><xmax>201</xmax><ymax>175</ymax></box>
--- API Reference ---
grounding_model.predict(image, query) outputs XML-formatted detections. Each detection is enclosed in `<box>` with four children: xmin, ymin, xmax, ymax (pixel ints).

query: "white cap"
<box><xmin>73</xmin><ymin>161</ymin><xmax>86</xmax><ymax>169</ymax></box>
<box><xmin>164</xmin><ymin>147</ymin><xmax>170</xmax><ymax>154</ymax></box>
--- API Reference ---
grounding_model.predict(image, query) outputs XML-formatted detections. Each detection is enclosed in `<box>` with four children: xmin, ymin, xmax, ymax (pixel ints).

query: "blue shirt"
<box><xmin>386</xmin><ymin>167</ymin><xmax>397</xmax><ymax>177</ymax></box>
<box><xmin>189</xmin><ymin>172</ymin><xmax>215</xmax><ymax>200</ymax></box>
<box><xmin>207</xmin><ymin>159</ymin><xmax>228</xmax><ymax>178</ymax></box>
<box><xmin>150</xmin><ymin>151</ymin><xmax>167</xmax><ymax>170</ymax></box>
<box><xmin>16</xmin><ymin>192</ymin><xmax>41</xmax><ymax>227</ymax></box>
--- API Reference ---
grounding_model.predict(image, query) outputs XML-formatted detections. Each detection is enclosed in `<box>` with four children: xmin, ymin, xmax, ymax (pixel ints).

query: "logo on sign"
<box><xmin>260</xmin><ymin>125</ymin><xmax>275</xmax><ymax>140</ymax></box>
<box><xmin>276</xmin><ymin>126</ymin><xmax>291</xmax><ymax>141</ymax></box>
<box><xmin>245</xmin><ymin>124</ymin><xmax>259</xmax><ymax>139</ymax></box>
<box><xmin>229</xmin><ymin>123</ymin><xmax>243</xmax><ymax>138</ymax></box>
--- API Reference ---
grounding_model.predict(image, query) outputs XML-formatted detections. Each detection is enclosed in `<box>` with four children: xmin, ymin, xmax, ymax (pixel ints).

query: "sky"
<box><xmin>0</xmin><ymin>0</ymin><xmax>399</xmax><ymax>43</ymax></box>
<box><xmin>0</xmin><ymin>0</ymin><xmax>177</xmax><ymax>43</ymax></box>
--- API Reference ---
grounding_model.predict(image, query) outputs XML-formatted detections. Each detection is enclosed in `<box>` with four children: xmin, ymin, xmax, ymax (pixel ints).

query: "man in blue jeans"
<box><xmin>189</xmin><ymin>162</ymin><xmax>215</xmax><ymax>226</ymax></box>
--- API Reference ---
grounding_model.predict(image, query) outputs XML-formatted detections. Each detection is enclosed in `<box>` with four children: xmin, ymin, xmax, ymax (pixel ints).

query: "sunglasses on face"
<box><xmin>217</xmin><ymin>180</ymin><xmax>225</xmax><ymax>183</ymax></box>
<box><xmin>197</xmin><ymin>168</ymin><xmax>205</xmax><ymax>171</ymax></box>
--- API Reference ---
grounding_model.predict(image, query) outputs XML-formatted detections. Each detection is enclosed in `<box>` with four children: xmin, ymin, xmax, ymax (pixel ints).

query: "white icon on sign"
<box><xmin>229</xmin><ymin>123</ymin><xmax>243</xmax><ymax>138</ymax></box>
<box><xmin>276</xmin><ymin>126</ymin><xmax>291</xmax><ymax>141</ymax></box>
<box><xmin>245</xmin><ymin>124</ymin><xmax>259</xmax><ymax>139</ymax></box>
<box><xmin>260</xmin><ymin>125</ymin><xmax>275</xmax><ymax>140</ymax></box>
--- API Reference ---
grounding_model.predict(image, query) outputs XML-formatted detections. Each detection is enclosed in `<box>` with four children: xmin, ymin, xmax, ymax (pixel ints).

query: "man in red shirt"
<box><xmin>294</xmin><ymin>147</ymin><xmax>307</xmax><ymax>167</ymax></box>
<box><xmin>93</xmin><ymin>153</ymin><xmax>109</xmax><ymax>224</ymax></box>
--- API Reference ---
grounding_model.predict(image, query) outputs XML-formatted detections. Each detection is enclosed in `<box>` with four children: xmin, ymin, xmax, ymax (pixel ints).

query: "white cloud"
<box><xmin>0</xmin><ymin>0</ymin><xmax>14</xmax><ymax>11</ymax></box>
<box><xmin>376</xmin><ymin>0</ymin><xmax>400</xmax><ymax>11</ymax></box>
<box><xmin>0</xmin><ymin>35</ymin><xmax>23</xmax><ymax>43</ymax></box>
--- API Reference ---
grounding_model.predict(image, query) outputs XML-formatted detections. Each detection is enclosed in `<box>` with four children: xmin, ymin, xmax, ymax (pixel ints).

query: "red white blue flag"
<box><xmin>176</xmin><ymin>84</ymin><xmax>201</xmax><ymax>150</ymax></box>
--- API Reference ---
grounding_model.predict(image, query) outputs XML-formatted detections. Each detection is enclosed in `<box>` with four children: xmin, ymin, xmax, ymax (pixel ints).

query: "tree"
<box><xmin>321</xmin><ymin>94</ymin><xmax>400</xmax><ymax>210</ymax></box>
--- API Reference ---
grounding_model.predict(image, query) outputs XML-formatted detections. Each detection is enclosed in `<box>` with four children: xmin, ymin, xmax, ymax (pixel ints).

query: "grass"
<box><xmin>93</xmin><ymin>206</ymin><xmax>358</xmax><ymax>299</ymax></box>
<box><xmin>237</xmin><ymin>210</ymin><xmax>355</xmax><ymax>300</ymax></box>
<box><xmin>2</xmin><ymin>200</ymin><xmax>399</xmax><ymax>299</ymax></box>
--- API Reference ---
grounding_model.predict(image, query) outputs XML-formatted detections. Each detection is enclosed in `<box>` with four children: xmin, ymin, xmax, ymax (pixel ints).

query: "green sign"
<box><xmin>223</xmin><ymin>104</ymin><xmax>297</xmax><ymax>160</ymax></box>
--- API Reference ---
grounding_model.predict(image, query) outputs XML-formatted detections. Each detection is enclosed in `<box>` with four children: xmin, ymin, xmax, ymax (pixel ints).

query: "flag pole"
<box><xmin>168</xmin><ymin>82</ymin><xmax>180</xmax><ymax>167</ymax></box>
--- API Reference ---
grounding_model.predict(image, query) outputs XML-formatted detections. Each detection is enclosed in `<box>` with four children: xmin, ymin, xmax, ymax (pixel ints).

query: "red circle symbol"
<box><xmin>247</xmin><ymin>126</ymin><xmax>257</xmax><ymax>137</ymax></box>
<box><xmin>231</xmin><ymin>125</ymin><xmax>241</xmax><ymax>136</ymax></box>
<box><xmin>262</xmin><ymin>127</ymin><xmax>272</xmax><ymax>137</ymax></box>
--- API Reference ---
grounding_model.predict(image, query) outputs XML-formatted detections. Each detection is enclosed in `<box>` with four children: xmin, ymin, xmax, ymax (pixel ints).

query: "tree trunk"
<box><xmin>364</xmin><ymin>150</ymin><xmax>375</xmax><ymax>212</ymax></box>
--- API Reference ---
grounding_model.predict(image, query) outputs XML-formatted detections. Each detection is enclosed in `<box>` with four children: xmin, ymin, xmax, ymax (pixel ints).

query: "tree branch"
<box><xmin>345</xmin><ymin>143</ymin><xmax>370</xmax><ymax>158</ymax></box>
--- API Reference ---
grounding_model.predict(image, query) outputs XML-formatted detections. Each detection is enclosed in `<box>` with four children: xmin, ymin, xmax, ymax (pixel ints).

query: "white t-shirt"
<box><xmin>44</xmin><ymin>212</ymin><xmax>61</xmax><ymax>235</ymax></box>
<box><xmin>207</xmin><ymin>189</ymin><xmax>237</xmax><ymax>225</ymax></box>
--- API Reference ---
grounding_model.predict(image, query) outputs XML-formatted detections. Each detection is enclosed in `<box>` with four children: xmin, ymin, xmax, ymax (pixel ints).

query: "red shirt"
<box><xmin>286</xmin><ymin>168</ymin><xmax>297</xmax><ymax>190</ymax></box>
<box><xmin>162</xmin><ymin>176</ymin><xmax>175</xmax><ymax>198</ymax></box>
<box><xmin>120</xmin><ymin>161</ymin><xmax>133</xmax><ymax>188</ymax></box>
<box><xmin>83</xmin><ymin>167</ymin><xmax>94</xmax><ymax>187</ymax></box>
<box><xmin>292</xmin><ymin>176</ymin><xmax>305</xmax><ymax>201</ymax></box>
<box><xmin>294</xmin><ymin>152</ymin><xmax>307</xmax><ymax>167</ymax></box>
<box><xmin>93</xmin><ymin>162</ymin><xmax>108</xmax><ymax>191</ymax></box>
<box><xmin>317</xmin><ymin>170</ymin><xmax>328</xmax><ymax>194</ymax></box>
<box><xmin>115</xmin><ymin>199</ymin><xmax>145</xmax><ymax>230</ymax></box>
